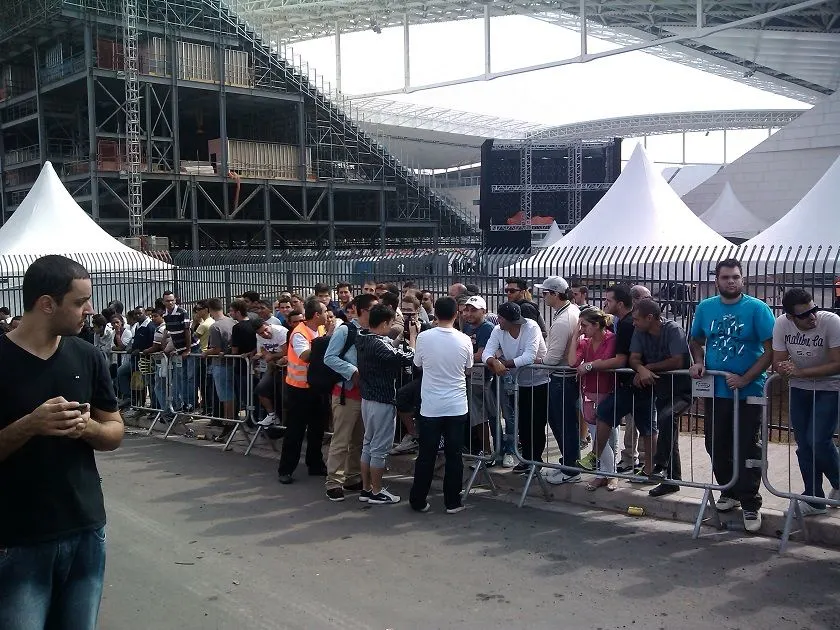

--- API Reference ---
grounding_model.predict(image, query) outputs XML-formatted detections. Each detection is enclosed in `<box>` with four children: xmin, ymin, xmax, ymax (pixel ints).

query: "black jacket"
<box><xmin>356</xmin><ymin>330</ymin><xmax>415</xmax><ymax>404</ymax></box>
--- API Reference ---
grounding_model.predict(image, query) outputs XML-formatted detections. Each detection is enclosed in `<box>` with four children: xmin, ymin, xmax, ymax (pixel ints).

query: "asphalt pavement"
<box><xmin>98</xmin><ymin>435</ymin><xmax>840</xmax><ymax>630</ymax></box>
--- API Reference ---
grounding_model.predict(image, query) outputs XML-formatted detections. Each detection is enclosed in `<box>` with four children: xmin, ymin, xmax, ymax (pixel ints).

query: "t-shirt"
<box><xmin>690</xmin><ymin>294</ymin><xmax>775</xmax><ymax>398</ymax></box>
<box><xmin>207</xmin><ymin>316</ymin><xmax>235</xmax><ymax>366</ymax></box>
<box><xmin>772</xmin><ymin>311</ymin><xmax>840</xmax><ymax>391</ymax></box>
<box><xmin>163</xmin><ymin>306</ymin><xmax>193</xmax><ymax>353</ymax></box>
<box><xmin>255</xmin><ymin>325</ymin><xmax>288</xmax><ymax>373</ymax></box>
<box><xmin>231</xmin><ymin>320</ymin><xmax>258</xmax><ymax>355</ymax></box>
<box><xmin>195</xmin><ymin>316</ymin><xmax>215</xmax><ymax>352</ymax></box>
<box><xmin>463</xmin><ymin>320</ymin><xmax>496</xmax><ymax>382</ymax></box>
<box><xmin>413</xmin><ymin>326</ymin><xmax>473</xmax><ymax>417</ymax></box>
<box><xmin>629</xmin><ymin>319</ymin><xmax>692</xmax><ymax>398</ymax></box>
<box><xmin>0</xmin><ymin>335</ymin><xmax>118</xmax><ymax>545</ymax></box>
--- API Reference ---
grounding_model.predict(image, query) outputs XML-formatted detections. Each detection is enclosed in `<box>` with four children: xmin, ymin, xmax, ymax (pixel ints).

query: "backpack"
<box><xmin>306</xmin><ymin>323</ymin><xmax>358</xmax><ymax>399</ymax></box>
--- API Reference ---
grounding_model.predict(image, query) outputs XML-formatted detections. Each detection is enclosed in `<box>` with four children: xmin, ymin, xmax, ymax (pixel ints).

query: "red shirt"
<box><xmin>576</xmin><ymin>331</ymin><xmax>617</xmax><ymax>396</ymax></box>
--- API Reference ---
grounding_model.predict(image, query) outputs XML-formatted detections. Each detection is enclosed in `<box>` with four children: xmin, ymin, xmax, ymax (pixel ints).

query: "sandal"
<box><xmin>606</xmin><ymin>478</ymin><xmax>618</xmax><ymax>491</ymax></box>
<box><xmin>586</xmin><ymin>477</ymin><xmax>608</xmax><ymax>491</ymax></box>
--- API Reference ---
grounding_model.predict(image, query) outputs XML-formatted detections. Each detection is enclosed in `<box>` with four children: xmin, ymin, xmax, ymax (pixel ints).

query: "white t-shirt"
<box><xmin>413</xmin><ymin>326</ymin><xmax>473</xmax><ymax>417</ymax></box>
<box><xmin>256</xmin><ymin>325</ymin><xmax>288</xmax><ymax>373</ymax></box>
<box><xmin>772</xmin><ymin>311</ymin><xmax>840</xmax><ymax>391</ymax></box>
<box><xmin>481</xmin><ymin>318</ymin><xmax>549</xmax><ymax>387</ymax></box>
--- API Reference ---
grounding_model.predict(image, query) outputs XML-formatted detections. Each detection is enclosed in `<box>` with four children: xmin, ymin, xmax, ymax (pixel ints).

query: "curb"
<box><xmin>124</xmin><ymin>416</ymin><xmax>840</xmax><ymax>551</ymax></box>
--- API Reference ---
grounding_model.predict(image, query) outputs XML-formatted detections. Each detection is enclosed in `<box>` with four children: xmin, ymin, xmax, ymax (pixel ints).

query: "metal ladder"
<box><xmin>123</xmin><ymin>0</ymin><xmax>143</xmax><ymax>237</ymax></box>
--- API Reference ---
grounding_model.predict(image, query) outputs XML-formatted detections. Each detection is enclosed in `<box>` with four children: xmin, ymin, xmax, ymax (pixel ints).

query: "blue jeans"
<box><xmin>116</xmin><ymin>359</ymin><xmax>133</xmax><ymax>402</ymax></box>
<box><xmin>0</xmin><ymin>526</ymin><xmax>106</xmax><ymax>630</ymax></box>
<box><xmin>172</xmin><ymin>355</ymin><xmax>197</xmax><ymax>411</ymax></box>
<box><xmin>789</xmin><ymin>388</ymin><xmax>840</xmax><ymax>507</ymax></box>
<box><xmin>549</xmin><ymin>376</ymin><xmax>581</xmax><ymax>472</ymax></box>
<box><xmin>500</xmin><ymin>373</ymin><xmax>516</xmax><ymax>455</ymax></box>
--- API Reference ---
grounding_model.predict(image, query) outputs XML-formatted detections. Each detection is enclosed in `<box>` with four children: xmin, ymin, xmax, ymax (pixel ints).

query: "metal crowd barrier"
<box><xmin>113</xmin><ymin>350</ymin><xmax>260</xmax><ymax>452</ymax></box>
<box><xmin>761</xmin><ymin>373</ymin><xmax>840</xmax><ymax>552</ymax></box>
<box><xmin>511</xmin><ymin>365</ymin><xmax>744</xmax><ymax>539</ymax></box>
<box><xmin>461</xmin><ymin>366</ymin><xmax>502</xmax><ymax>501</ymax></box>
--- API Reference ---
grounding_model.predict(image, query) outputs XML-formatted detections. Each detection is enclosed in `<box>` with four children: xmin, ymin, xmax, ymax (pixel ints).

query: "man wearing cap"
<box><xmin>462</xmin><ymin>296</ymin><xmax>499</xmax><ymax>463</ymax></box>
<box><xmin>534</xmin><ymin>276</ymin><xmax>581</xmax><ymax>484</ymax></box>
<box><xmin>482</xmin><ymin>302</ymin><xmax>549</xmax><ymax>473</ymax></box>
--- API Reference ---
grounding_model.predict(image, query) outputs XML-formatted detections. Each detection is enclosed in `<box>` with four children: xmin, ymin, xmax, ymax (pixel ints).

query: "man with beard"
<box><xmin>0</xmin><ymin>255</ymin><xmax>124</xmax><ymax>629</ymax></box>
<box><xmin>690</xmin><ymin>258</ymin><xmax>775</xmax><ymax>533</ymax></box>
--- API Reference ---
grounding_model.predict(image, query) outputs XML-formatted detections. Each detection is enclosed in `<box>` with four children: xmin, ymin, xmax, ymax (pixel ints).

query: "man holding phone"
<box><xmin>0</xmin><ymin>255</ymin><xmax>124</xmax><ymax>630</ymax></box>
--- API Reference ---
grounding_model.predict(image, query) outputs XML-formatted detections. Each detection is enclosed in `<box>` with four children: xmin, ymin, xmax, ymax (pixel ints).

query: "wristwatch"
<box><xmin>584</xmin><ymin>362</ymin><xmax>593</xmax><ymax>373</ymax></box>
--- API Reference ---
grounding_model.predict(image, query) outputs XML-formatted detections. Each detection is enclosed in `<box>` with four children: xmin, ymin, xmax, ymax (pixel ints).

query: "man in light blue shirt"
<box><xmin>323</xmin><ymin>294</ymin><xmax>378</xmax><ymax>502</ymax></box>
<box><xmin>690</xmin><ymin>258</ymin><xmax>775</xmax><ymax>533</ymax></box>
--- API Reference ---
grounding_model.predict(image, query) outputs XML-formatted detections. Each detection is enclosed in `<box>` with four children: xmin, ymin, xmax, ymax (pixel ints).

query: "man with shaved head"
<box><xmin>631</xmin><ymin>285</ymin><xmax>652</xmax><ymax>306</ymax></box>
<box><xmin>448</xmin><ymin>283</ymin><xmax>468</xmax><ymax>299</ymax></box>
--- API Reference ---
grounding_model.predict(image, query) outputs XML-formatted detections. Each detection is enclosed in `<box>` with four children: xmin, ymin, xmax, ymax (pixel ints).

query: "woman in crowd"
<box><xmin>568</xmin><ymin>309</ymin><xmax>619</xmax><ymax>491</ymax></box>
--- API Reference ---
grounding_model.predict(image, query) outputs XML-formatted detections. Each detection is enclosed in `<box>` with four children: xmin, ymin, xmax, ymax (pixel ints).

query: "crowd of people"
<box><xmin>4</xmin><ymin>259</ymin><xmax>839</xmax><ymax>524</ymax></box>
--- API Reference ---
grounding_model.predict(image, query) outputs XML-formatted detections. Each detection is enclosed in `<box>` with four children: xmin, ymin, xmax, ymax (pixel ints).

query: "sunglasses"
<box><xmin>505</xmin><ymin>288</ymin><xmax>522</xmax><ymax>294</ymax></box>
<box><xmin>541</xmin><ymin>290</ymin><xmax>556</xmax><ymax>296</ymax></box>
<box><xmin>792</xmin><ymin>306</ymin><xmax>819</xmax><ymax>319</ymax></box>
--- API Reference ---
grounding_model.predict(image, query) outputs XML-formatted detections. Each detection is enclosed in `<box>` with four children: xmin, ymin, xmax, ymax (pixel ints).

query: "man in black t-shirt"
<box><xmin>0</xmin><ymin>255</ymin><xmax>123</xmax><ymax>630</ymax></box>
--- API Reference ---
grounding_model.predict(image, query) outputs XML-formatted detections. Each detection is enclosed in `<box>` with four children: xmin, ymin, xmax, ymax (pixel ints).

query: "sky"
<box><xmin>288</xmin><ymin>15</ymin><xmax>809</xmax><ymax>165</ymax></box>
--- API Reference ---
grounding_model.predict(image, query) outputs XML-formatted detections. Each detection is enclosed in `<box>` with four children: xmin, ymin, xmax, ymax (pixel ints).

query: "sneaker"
<box><xmin>390</xmin><ymin>433</ymin><xmax>419</xmax><ymax>455</ymax></box>
<box><xmin>546</xmin><ymin>472</ymin><xmax>582</xmax><ymax>485</ymax></box>
<box><xmin>412</xmin><ymin>502</ymin><xmax>431</xmax><ymax>513</ymax></box>
<box><xmin>743</xmin><ymin>509</ymin><xmax>762</xmax><ymax>533</ymax></box>
<box><xmin>511</xmin><ymin>463</ymin><xmax>530</xmax><ymax>475</ymax></box>
<box><xmin>257</xmin><ymin>412</ymin><xmax>276</xmax><ymax>427</ymax></box>
<box><xmin>575</xmin><ymin>452</ymin><xmax>596</xmax><ymax>472</ymax></box>
<box><xmin>368</xmin><ymin>489</ymin><xmax>401</xmax><ymax>505</ymax></box>
<box><xmin>358</xmin><ymin>489</ymin><xmax>372</xmax><ymax>503</ymax></box>
<box><xmin>326</xmin><ymin>488</ymin><xmax>345</xmax><ymax>502</ymax></box>
<box><xmin>784</xmin><ymin>499</ymin><xmax>827</xmax><ymax>518</ymax></box>
<box><xmin>446</xmin><ymin>505</ymin><xmax>466</xmax><ymax>514</ymax></box>
<box><xmin>502</xmin><ymin>454</ymin><xmax>516</xmax><ymax>468</ymax></box>
<box><xmin>715</xmin><ymin>496</ymin><xmax>741</xmax><ymax>512</ymax></box>
<box><xmin>277</xmin><ymin>474</ymin><xmax>293</xmax><ymax>485</ymax></box>
<box><xmin>649</xmin><ymin>483</ymin><xmax>680</xmax><ymax>498</ymax></box>
<box><xmin>616</xmin><ymin>462</ymin><xmax>641</xmax><ymax>474</ymax></box>
<box><xmin>579</xmin><ymin>435</ymin><xmax>591</xmax><ymax>449</ymax></box>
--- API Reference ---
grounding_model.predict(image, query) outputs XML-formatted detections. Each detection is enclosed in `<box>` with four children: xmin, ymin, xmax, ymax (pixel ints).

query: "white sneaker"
<box><xmin>368</xmin><ymin>488</ymin><xmax>401</xmax><ymax>505</ymax></box>
<box><xmin>446</xmin><ymin>505</ymin><xmax>466</xmax><ymax>514</ymax></box>
<box><xmin>545</xmin><ymin>471</ymin><xmax>582</xmax><ymax>485</ymax></box>
<box><xmin>829</xmin><ymin>487</ymin><xmax>840</xmax><ymax>506</ymax></box>
<box><xmin>389</xmin><ymin>434</ymin><xmax>418</xmax><ymax>455</ymax></box>
<box><xmin>502</xmin><ymin>454</ymin><xmax>516</xmax><ymax>469</ymax></box>
<box><xmin>784</xmin><ymin>499</ymin><xmax>828</xmax><ymax>518</ymax></box>
<box><xmin>715</xmin><ymin>496</ymin><xmax>741</xmax><ymax>512</ymax></box>
<box><xmin>257</xmin><ymin>412</ymin><xmax>276</xmax><ymax>427</ymax></box>
<box><xmin>743</xmin><ymin>509</ymin><xmax>762</xmax><ymax>533</ymax></box>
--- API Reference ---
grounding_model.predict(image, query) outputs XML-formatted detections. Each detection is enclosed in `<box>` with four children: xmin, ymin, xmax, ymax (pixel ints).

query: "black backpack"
<box><xmin>306</xmin><ymin>323</ymin><xmax>358</xmax><ymax>400</ymax></box>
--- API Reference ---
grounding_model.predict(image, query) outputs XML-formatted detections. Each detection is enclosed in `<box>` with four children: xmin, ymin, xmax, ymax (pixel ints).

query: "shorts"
<box><xmin>395</xmin><ymin>377</ymin><xmax>422</xmax><ymax>415</ymax></box>
<box><xmin>255</xmin><ymin>370</ymin><xmax>278</xmax><ymax>400</ymax></box>
<box><xmin>581</xmin><ymin>390</ymin><xmax>610</xmax><ymax>425</ymax></box>
<box><xmin>596</xmin><ymin>386</ymin><xmax>657</xmax><ymax>435</ymax></box>
<box><xmin>212</xmin><ymin>364</ymin><xmax>235</xmax><ymax>402</ymax></box>
<box><xmin>468</xmin><ymin>382</ymin><xmax>498</xmax><ymax>428</ymax></box>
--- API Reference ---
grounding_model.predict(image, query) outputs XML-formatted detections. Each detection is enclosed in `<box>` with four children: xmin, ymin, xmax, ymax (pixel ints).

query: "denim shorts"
<box><xmin>212</xmin><ymin>364</ymin><xmax>235</xmax><ymax>402</ymax></box>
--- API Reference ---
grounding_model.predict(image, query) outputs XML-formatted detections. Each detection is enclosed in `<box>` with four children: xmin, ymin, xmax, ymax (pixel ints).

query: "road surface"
<box><xmin>98</xmin><ymin>435</ymin><xmax>840</xmax><ymax>629</ymax></box>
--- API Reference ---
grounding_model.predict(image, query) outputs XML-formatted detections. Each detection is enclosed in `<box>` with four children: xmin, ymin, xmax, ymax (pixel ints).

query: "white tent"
<box><xmin>536</xmin><ymin>221</ymin><xmax>564</xmax><ymax>248</ymax></box>
<box><xmin>698</xmin><ymin>182</ymin><xmax>767</xmax><ymax>241</ymax></box>
<box><xmin>0</xmin><ymin>162</ymin><xmax>172</xmax><ymax>312</ymax></box>
<box><xmin>501</xmin><ymin>144</ymin><xmax>734</xmax><ymax>281</ymax></box>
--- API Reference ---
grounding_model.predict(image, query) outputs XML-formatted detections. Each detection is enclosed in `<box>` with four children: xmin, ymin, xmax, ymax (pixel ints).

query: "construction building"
<box><xmin>0</xmin><ymin>0</ymin><xmax>481</xmax><ymax>254</ymax></box>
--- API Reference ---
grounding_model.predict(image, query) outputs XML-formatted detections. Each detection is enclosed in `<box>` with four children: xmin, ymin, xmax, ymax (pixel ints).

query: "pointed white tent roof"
<box><xmin>0</xmin><ymin>162</ymin><xmax>169</xmax><ymax>270</ymax></box>
<box><xmin>537</xmin><ymin>221</ymin><xmax>564</xmax><ymax>248</ymax></box>
<box><xmin>551</xmin><ymin>144</ymin><xmax>731</xmax><ymax>248</ymax></box>
<box><xmin>744</xmin><ymin>153</ymin><xmax>840</xmax><ymax>251</ymax></box>
<box><xmin>698</xmin><ymin>182</ymin><xmax>766</xmax><ymax>240</ymax></box>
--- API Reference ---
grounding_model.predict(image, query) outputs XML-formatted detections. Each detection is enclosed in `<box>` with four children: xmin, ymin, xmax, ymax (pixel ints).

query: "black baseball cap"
<box><xmin>497</xmin><ymin>302</ymin><xmax>524</xmax><ymax>325</ymax></box>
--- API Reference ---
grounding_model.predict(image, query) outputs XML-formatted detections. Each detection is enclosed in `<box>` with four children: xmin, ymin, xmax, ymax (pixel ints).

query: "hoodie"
<box><xmin>355</xmin><ymin>329</ymin><xmax>415</xmax><ymax>404</ymax></box>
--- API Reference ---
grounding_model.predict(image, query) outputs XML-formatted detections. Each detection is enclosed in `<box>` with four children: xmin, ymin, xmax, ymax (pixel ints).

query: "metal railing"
<box><xmin>762</xmin><ymin>374</ymin><xmax>840</xmax><ymax>552</ymax></box>
<box><xmin>510</xmin><ymin>365</ymin><xmax>743</xmax><ymax>539</ymax></box>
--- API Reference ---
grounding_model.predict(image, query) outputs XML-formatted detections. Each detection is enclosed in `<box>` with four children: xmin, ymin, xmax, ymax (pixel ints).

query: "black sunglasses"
<box><xmin>792</xmin><ymin>306</ymin><xmax>819</xmax><ymax>319</ymax></box>
<box><xmin>505</xmin><ymin>288</ymin><xmax>521</xmax><ymax>293</ymax></box>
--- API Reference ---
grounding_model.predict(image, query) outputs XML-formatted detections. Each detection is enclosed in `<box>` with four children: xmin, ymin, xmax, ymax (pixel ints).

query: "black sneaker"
<box><xmin>278</xmin><ymin>474</ymin><xmax>294</xmax><ymax>485</ymax></box>
<box><xmin>358</xmin><ymin>489</ymin><xmax>372</xmax><ymax>503</ymax></box>
<box><xmin>649</xmin><ymin>483</ymin><xmax>680</xmax><ymax>498</ymax></box>
<box><xmin>326</xmin><ymin>488</ymin><xmax>345</xmax><ymax>502</ymax></box>
<box><xmin>512</xmin><ymin>463</ymin><xmax>530</xmax><ymax>475</ymax></box>
<box><xmin>616</xmin><ymin>462</ymin><xmax>641</xmax><ymax>474</ymax></box>
<box><xmin>368</xmin><ymin>489</ymin><xmax>401</xmax><ymax>505</ymax></box>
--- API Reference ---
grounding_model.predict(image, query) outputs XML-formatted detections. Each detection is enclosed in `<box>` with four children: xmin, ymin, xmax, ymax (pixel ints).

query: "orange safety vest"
<box><xmin>286</xmin><ymin>322</ymin><xmax>317</xmax><ymax>389</ymax></box>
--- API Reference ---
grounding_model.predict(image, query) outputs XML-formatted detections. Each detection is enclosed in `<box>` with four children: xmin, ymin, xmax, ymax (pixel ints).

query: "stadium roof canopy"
<box><xmin>239</xmin><ymin>0</ymin><xmax>840</xmax><ymax>104</ymax></box>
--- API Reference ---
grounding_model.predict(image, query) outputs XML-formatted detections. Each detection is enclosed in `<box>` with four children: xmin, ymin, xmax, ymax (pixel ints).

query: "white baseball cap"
<box><xmin>534</xmin><ymin>276</ymin><xmax>569</xmax><ymax>294</ymax></box>
<box><xmin>464</xmin><ymin>295</ymin><xmax>487</xmax><ymax>310</ymax></box>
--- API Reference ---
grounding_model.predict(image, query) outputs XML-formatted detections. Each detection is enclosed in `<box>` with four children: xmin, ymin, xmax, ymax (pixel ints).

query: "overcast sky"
<box><xmin>289</xmin><ymin>15</ymin><xmax>808</xmax><ymax>164</ymax></box>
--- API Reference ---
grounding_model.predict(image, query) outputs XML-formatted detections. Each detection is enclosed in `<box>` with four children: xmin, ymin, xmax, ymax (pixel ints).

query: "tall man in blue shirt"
<box><xmin>689</xmin><ymin>258</ymin><xmax>775</xmax><ymax>533</ymax></box>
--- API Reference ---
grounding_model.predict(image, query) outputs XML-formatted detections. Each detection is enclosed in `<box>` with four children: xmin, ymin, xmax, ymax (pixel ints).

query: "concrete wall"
<box><xmin>682</xmin><ymin>92</ymin><xmax>840</xmax><ymax>224</ymax></box>
<box><xmin>443</xmin><ymin>185</ymin><xmax>480</xmax><ymax>220</ymax></box>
